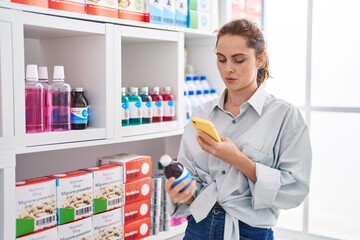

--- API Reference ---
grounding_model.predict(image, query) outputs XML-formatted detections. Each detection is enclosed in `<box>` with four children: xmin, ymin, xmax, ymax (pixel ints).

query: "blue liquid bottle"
<box><xmin>128</xmin><ymin>87</ymin><xmax>142</xmax><ymax>125</ymax></box>
<box><xmin>139</xmin><ymin>87</ymin><xmax>152</xmax><ymax>124</ymax></box>
<box><xmin>121</xmin><ymin>87</ymin><xmax>129</xmax><ymax>126</ymax></box>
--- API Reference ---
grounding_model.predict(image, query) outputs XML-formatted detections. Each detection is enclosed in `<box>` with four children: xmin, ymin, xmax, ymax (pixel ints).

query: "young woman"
<box><xmin>165</xmin><ymin>18</ymin><xmax>312</xmax><ymax>240</ymax></box>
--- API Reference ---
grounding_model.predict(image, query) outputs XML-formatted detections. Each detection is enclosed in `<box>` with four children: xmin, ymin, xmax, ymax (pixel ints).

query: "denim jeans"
<box><xmin>183</xmin><ymin>205</ymin><xmax>274</xmax><ymax>240</ymax></box>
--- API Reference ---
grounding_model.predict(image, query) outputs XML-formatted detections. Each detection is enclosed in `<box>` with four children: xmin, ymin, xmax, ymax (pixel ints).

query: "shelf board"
<box><xmin>121</xmin><ymin>121</ymin><xmax>180</xmax><ymax>137</ymax></box>
<box><xmin>145</xmin><ymin>222</ymin><xmax>187</xmax><ymax>240</ymax></box>
<box><xmin>0</xmin><ymin>2</ymin><xmax>215</xmax><ymax>39</ymax></box>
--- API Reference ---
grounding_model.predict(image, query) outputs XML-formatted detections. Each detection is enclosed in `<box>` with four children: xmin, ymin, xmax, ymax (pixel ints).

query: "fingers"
<box><xmin>164</xmin><ymin>178</ymin><xmax>196</xmax><ymax>204</ymax></box>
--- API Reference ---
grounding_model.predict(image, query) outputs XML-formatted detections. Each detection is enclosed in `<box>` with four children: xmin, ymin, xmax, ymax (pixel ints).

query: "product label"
<box><xmin>121</xmin><ymin>102</ymin><xmax>129</xmax><ymax>120</ymax></box>
<box><xmin>16</xmin><ymin>226</ymin><xmax>58</xmax><ymax>240</ymax></box>
<box><xmin>152</xmin><ymin>101</ymin><xmax>163</xmax><ymax>117</ymax></box>
<box><xmin>129</xmin><ymin>101</ymin><xmax>142</xmax><ymax>118</ymax></box>
<box><xmin>163</xmin><ymin>100</ymin><xmax>175</xmax><ymax>117</ymax></box>
<box><xmin>57</xmin><ymin>217</ymin><xmax>92</xmax><ymax>240</ymax></box>
<box><xmin>71</xmin><ymin>107</ymin><xmax>89</xmax><ymax>124</ymax></box>
<box><xmin>142</xmin><ymin>101</ymin><xmax>153</xmax><ymax>118</ymax></box>
<box><xmin>16</xmin><ymin>178</ymin><xmax>57</xmax><ymax>237</ymax></box>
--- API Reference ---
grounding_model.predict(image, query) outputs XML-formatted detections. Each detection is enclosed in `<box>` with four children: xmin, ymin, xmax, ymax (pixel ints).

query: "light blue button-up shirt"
<box><xmin>169</xmin><ymin>85</ymin><xmax>312</xmax><ymax>239</ymax></box>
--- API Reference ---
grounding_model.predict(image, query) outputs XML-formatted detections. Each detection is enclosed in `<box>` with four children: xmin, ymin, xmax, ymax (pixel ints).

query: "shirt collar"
<box><xmin>210</xmin><ymin>85</ymin><xmax>268</xmax><ymax>116</ymax></box>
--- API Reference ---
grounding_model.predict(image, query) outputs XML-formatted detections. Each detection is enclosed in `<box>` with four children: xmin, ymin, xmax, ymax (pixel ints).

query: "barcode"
<box><xmin>128</xmin><ymin>172</ymin><xmax>139</xmax><ymax>179</ymax></box>
<box><xmin>125</xmin><ymin>213</ymin><xmax>138</xmax><ymax>222</ymax></box>
<box><xmin>164</xmin><ymin>18</ymin><xmax>174</xmax><ymax>24</ymax></box>
<box><xmin>126</xmin><ymin>193</ymin><xmax>139</xmax><ymax>202</ymax></box>
<box><xmin>176</xmin><ymin>20</ymin><xmax>186</xmax><ymax>26</ymax></box>
<box><xmin>35</xmin><ymin>215</ymin><xmax>56</xmax><ymax>227</ymax></box>
<box><xmin>151</xmin><ymin>16</ymin><xmax>162</xmax><ymax>22</ymax></box>
<box><xmin>75</xmin><ymin>206</ymin><xmax>92</xmax><ymax>216</ymax></box>
<box><xmin>125</xmin><ymin>233</ymin><xmax>138</xmax><ymax>240</ymax></box>
<box><xmin>108</xmin><ymin>197</ymin><xmax>122</xmax><ymax>206</ymax></box>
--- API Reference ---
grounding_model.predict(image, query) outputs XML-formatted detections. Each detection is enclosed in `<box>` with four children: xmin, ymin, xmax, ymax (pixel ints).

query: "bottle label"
<box><xmin>71</xmin><ymin>107</ymin><xmax>89</xmax><ymax>124</ymax></box>
<box><xmin>142</xmin><ymin>101</ymin><xmax>153</xmax><ymax>118</ymax></box>
<box><xmin>129</xmin><ymin>101</ymin><xmax>142</xmax><ymax>118</ymax></box>
<box><xmin>163</xmin><ymin>100</ymin><xmax>175</xmax><ymax>117</ymax></box>
<box><xmin>173</xmin><ymin>168</ymin><xmax>192</xmax><ymax>191</ymax></box>
<box><xmin>121</xmin><ymin>102</ymin><xmax>130</xmax><ymax>120</ymax></box>
<box><xmin>152</xmin><ymin>101</ymin><xmax>163</xmax><ymax>117</ymax></box>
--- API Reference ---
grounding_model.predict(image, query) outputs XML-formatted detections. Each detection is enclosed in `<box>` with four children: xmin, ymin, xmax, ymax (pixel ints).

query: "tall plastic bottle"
<box><xmin>187</xmin><ymin>89</ymin><xmax>199</xmax><ymax>114</ymax></box>
<box><xmin>139</xmin><ymin>87</ymin><xmax>153</xmax><ymax>124</ymax></box>
<box><xmin>183</xmin><ymin>90</ymin><xmax>191</xmax><ymax>126</ymax></box>
<box><xmin>161</xmin><ymin>86</ymin><xmax>175</xmax><ymax>121</ymax></box>
<box><xmin>71</xmin><ymin>87</ymin><xmax>89</xmax><ymax>130</ymax></box>
<box><xmin>49</xmin><ymin>66</ymin><xmax>71</xmax><ymax>131</ymax></box>
<box><xmin>200</xmin><ymin>75</ymin><xmax>211</xmax><ymax>94</ymax></box>
<box><xmin>150</xmin><ymin>86</ymin><xmax>163</xmax><ymax>123</ymax></box>
<box><xmin>128</xmin><ymin>87</ymin><xmax>142</xmax><ymax>125</ymax></box>
<box><xmin>38</xmin><ymin>66</ymin><xmax>50</xmax><ymax>131</ymax></box>
<box><xmin>25</xmin><ymin>64</ymin><xmax>44</xmax><ymax>133</ymax></box>
<box><xmin>159</xmin><ymin>155</ymin><xmax>192</xmax><ymax>191</ymax></box>
<box><xmin>210</xmin><ymin>88</ymin><xmax>219</xmax><ymax>100</ymax></box>
<box><xmin>185</xmin><ymin>76</ymin><xmax>196</xmax><ymax>98</ymax></box>
<box><xmin>121</xmin><ymin>87</ymin><xmax>129</xmax><ymax>126</ymax></box>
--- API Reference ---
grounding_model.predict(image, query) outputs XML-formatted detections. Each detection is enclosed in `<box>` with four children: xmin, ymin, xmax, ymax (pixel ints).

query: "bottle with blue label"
<box><xmin>128</xmin><ymin>87</ymin><xmax>142</xmax><ymax>125</ymax></box>
<box><xmin>121</xmin><ymin>87</ymin><xmax>129</xmax><ymax>126</ymax></box>
<box><xmin>71</xmin><ymin>87</ymin><xmax>89</xmax><ymax>130</ymax></box>
<box><xmin>160</xmin><ymin>154</ymin><xmax>192</xmax><ymax>191</ymax></box>
<box><xmin>161</xmin><ymin>86</ymin><xmax>175</xmax><ymax>121</ymax></box>
<box><xmin>139</xmin><ymin>87</ymin><xmax>153</xmax><ymax>124</ymax></box>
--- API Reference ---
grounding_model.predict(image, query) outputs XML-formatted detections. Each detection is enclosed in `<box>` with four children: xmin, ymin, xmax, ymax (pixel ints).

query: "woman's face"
<box><xmin>216</xmin><ymin>34</ymin><xmax>260</xmax><ymax>93</ymax></box>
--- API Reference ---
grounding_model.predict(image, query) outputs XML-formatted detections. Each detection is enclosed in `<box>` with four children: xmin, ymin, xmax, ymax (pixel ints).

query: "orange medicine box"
<box><xmin>86</xmin><ymin>0</ymin><xmax>118</xmax><ymax>18</ymax></box>
<box><xmin>99</xmin><ymin>153</ymin><xmax>152</xmax><ymax>183</ymax></box>
<box><xmin>11</xmin><ymin>0</ymin><xmax>48</xmax><ymax>8</ymax></box>
<box><xmin>124</xmin><ymin>199</ymin><xmax>150</xmax><ymax>224</ymax></box>
<box><xmin>124</xmin><ymin>177</ymin><xmax>152</xmax><ymax>205</ymax></box>
<box><xmin>124</xmin><ymin>217</ymin><xmax>150</xmax><ymax>240</ymax></box>
<box><xmin>48</xmin><ymin>0</ymin><xmax>86</xmax><ymax>14</ymax></box>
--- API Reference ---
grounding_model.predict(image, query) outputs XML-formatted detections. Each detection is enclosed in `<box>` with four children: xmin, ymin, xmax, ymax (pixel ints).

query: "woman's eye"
<box><xmin>234</xmin><ymin>58</ymin><xmax>245</xmax><ymax>64</ymax></box>
<box><xmin>217</xmin><ymin>57</ymin><xmax>226</xmax><ymax>63</ymax></box>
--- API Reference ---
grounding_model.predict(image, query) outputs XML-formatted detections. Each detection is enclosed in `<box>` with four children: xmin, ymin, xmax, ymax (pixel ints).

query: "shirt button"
<box><xmin>221</xmin><ymin>170</ymin><xmax>226</xmax><ymax>175</ymax></box>
<box><xmin>232</xmin><ymin>119</ymin><xmax>236</xmax><ymax>124</ymax></box>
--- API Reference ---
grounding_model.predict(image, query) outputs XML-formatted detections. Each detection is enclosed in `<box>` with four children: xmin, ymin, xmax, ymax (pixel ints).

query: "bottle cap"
<box><xmin>139</xmin><ymin>87</ymin><xmax>148</xmax><ymax>93</ymax></box>
<box><xmin>72</xmin><ymin>87</ymin><xmax>84</xmax><ymax>92</ymax></box>
<box><xmin>38</xmin><ymin>66</ymin><xmax>48</xmax><ymax>80</ymax></box>
<box><xmin>152</xmin><ymin>86</ymin><xmax>160</xmax><ymax>94</ymax></box>
<box><xmin>128</xmin><ymin>87</ymin><xmax>138</xmax><ymax>94</ymax></box>
<box><xmin>193</xmin><ymin>76</ymin><xmax>199</xmax><ymax>81</ymax></box>
<box><xmin>164</xmin><ymin>86</ymin><xmax>171</xmax><ymax>93</ymax></box>
<box><xmin>200</xmin><ymin>75</ymin><xmax>206</xmax><ymax>80</ymax></box>
<box><xmin>159</xmin><ymin>155</ymin><xmax>172</xmax><ymax>167</ymax></box>
<box><xmin>25</xmin><ymin>64</ymin><xmax>38</xmax><ymax>81</ymax></box>
<box><xmin>53</xmin><ymin>66</ymin><xmax>65</xmax><ymax>80</ymax></box>
<box><xmin>121</xmin><ymin>87</ymin><xmax>127</xmax><ymax>93</ymax></box>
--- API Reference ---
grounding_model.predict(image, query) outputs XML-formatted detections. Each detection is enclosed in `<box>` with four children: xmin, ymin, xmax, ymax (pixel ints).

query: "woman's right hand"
<box><xmin>164</xmin><ymin>177</ymin><xmax>196</xmax><ymax>205</ymax></box>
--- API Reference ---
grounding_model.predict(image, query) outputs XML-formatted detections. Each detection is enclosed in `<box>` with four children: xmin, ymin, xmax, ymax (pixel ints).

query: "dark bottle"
<box><xmin>71</xmin><ymin>87</ymin><xmax>89</xmax><ymax>130</ymax></box>
<box><xmin>139</xmin><ymin>87</ymin><xmax>153</xmax><ymax>124</ymax></box>
<box><xmin>160</xmin><ymin>155</ymin><xmax>192</xmax><ymax>191</ymax></box>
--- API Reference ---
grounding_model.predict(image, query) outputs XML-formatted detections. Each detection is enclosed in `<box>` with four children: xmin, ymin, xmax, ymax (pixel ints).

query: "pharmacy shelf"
<box><xmin>146</xmin><ymin>222</ymin><xmax>187</xmax><ymax>240</ymax></box>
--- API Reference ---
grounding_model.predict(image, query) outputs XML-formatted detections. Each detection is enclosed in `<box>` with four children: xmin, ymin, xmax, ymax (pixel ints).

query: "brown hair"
<box><xmin>215</xmin><ymin>19</ymin><xmax>270</xmax><ymax>85</ymax></box>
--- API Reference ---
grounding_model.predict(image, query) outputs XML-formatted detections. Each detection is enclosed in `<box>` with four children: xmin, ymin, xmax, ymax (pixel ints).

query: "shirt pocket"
<box><xmin>242</xmin><ymin>145</ymin><xmax>274</xmax><ymax>167</ymax></box>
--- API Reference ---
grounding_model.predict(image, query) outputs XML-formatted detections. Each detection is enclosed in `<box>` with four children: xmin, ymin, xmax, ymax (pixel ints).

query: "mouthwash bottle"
<box><xmin>139</xmin><ymin>87</ymin><xmax>153</xmax><ymax>124</ymax></box>
<box><xmin>150</xmin><ymin>86</ymin><xmax>163</xmax><ymax>123</ymax></box>
<box><xmin>49</xmin><ymin>66</ymin><xmax>71</xmax><ymax>131</ymax></box>
<box><xmin>162</xmin><ymin>86</ymin><xmax>175</xmax><ymax>121</ymax></box>
<box><xmin>38</xmin><ymin>66</ymin><xmax>50</xmax><ymax>131</ymax></box>
<box><xmin>71</xmin><ymin>87</ymin><xmax>89</xmax><ymax>130</ymax></box>
<box><xmin>121</xmin><ymin>87</ymin><xmax>129</xmax><ymax>126</ymax></box>
<box><xmin>25</xmin><ymin>64</ymin><xmax>44</xmax><ymax>133</ymax></box>
<box><xmin>128</xmin><ymin>87</ymin><xmax>142</xmax><ymax>125</ymax></box>
<box><xmin>160</xmin><ymin>155</ymin><xmax>192</xmax><ymax>191</ymax></box>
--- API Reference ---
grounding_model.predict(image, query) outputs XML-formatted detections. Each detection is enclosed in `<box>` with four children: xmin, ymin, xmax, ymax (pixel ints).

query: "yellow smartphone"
<box><xmin>191</xmin><ymin>117</ymin><xmax>222</xmax><ymax>142</ymax></box>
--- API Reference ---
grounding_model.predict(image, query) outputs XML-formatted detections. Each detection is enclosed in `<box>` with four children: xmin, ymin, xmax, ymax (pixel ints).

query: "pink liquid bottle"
<box><xmin>38</xmin><ymin>66</ymin><xmax>51</xmax><ymax>132</ymax></box>
<box><xmin>161</xmin><ymin>86</ymin><xmax>175</xmax><ymax>121</ymax></box>
<box><xmin>49</xmin><ymin>66</ymin><xmax>71</xmax><ymax>131</ymax></box>
<box><xmin>25</xmin><ymin>64</ymin><xmax>44</xmax><ymax>133</ymax></box>
<box><xmin>150</xmin><ymin>86</ymin><xmax>163</xmax><ymax>123</ymax></box>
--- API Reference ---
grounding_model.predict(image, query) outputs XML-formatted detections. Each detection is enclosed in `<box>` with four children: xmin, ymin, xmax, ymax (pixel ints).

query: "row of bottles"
<box><xmin>121</xmin><ymin>86</ymin><xmax>176</xmax><ymax>126</ymax></box>
<box><xmin>25</xmin><ymin>64</ymin><xmax>89</xmax><ymax>134</ymax></box>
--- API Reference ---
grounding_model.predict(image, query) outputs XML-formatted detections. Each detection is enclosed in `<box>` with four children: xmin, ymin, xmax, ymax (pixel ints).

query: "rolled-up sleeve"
<box><xmin>249</xmin><ymin>124</ymin><xmax>312</xmax><ymax>210</ymax></box>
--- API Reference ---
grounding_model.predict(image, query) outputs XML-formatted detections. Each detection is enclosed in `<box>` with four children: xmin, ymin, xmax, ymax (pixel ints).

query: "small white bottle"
<box><xmin>210</xmin><ymin>88</ymin><xmax>219</xmax><ymax>100</ymax></box>
<box><xmin>38</xmin><ymin>66</ymin><xmax>50</xmax><ymax>132</ymax></box>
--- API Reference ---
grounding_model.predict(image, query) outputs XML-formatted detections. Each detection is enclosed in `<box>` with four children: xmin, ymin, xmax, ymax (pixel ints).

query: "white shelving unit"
<box><xmin>0</xmin><ymin>2</ymin><xmax>216</xmax><ymax>240</ymax></box>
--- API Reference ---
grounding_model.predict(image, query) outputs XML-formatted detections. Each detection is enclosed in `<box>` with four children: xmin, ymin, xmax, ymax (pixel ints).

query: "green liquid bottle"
<box><xmin>128</xmin><ymin>87</ymin><xmax>142</xmax><ymax>125</ymax></box>
<box><xmin>121</xmin><ymin>87</ymin><xmax>129</xmax><ymax>126</ymax></box>
<box><xmin>139</xmin><ymin>87</ymin><xmax>153</xmax><ymax>124</ymax></box>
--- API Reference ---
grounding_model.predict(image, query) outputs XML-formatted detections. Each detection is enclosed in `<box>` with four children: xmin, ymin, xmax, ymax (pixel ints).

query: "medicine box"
<box><xmin>16</xmin><ymin>226</ymin><xmax>57</xmax><ymax>240</ymax></box>
<box><xmin>84</xmin><ymin>164</ymin><xmax>124</xmax><ymax>214</ymax></box>
<box><xmin>163</xmin><ymin>0</ymin><xmax>175</xmax><ymax>25</ymax></box>
<box><xmin>86</xmin><ymin>0</ymin><xmax>118</xmax><ymax>18</ymax></box>
<box><xmin>16</xmin><ymin>177</ymin><xmax>57</xmax><ymax>237</ymax></box>
<box><xmin>124</xmin><ymin>217</ymin><xmax>150</xmax><ymax>240</ymax></box>
<box><xmin>11</xmin><ymin>0</ymin><xmax>48</xmax><ymax>8</ymax></box>
<box><xmin>175</xmin><ymin>0</ymin><xmax>188</xmax><ymax>27</ymax></box>
<box><xmin>49</xmin><ymin>170</ymin><xmax>93</xmax><ymax>225</ymax></box>
<box><xmin>118</xmin><ymin>0</ymin><xmax>150</xmax><ymax>22</ymax></box>
<box><xmin>188</xmin><ymin>9</ymin><xmax>210</xmax><ymax>30</ymax></box>
<box><xmin>124</xmin><ymin>199</ymin><xmax>150</xmax><ymax>224</ymax></box>
<box><xmin>93</xmin><ymin>208</ymin><xmax>124</xmax><ymax>240</ymax></box>
<box><xmin>124</xmin><ymin>177</ymin><xmax>152</xmax><ymax>205</ymax></box>
<box><xmin>149</xmin><ymin>0</ymin><xmax>163</xmax><ymax>24</ymax></box>
<box><xmin>57</xmin><ymin>216</ymin><xmax>93</xmax><ymax>240</ymax></box>
<box><xmin>48</xmin><ymin>0</ymin><xmax>86</xmax><ymax>13</ymax></box>
<box><xmin>189</xmin><ymin>0</ymin><xmax>209</xmax><ymax>12</ymax></box>
<box><xmin>99</xmin><ymin>153</ymin><xmax>152</xmax><ymax>183</ymax></box>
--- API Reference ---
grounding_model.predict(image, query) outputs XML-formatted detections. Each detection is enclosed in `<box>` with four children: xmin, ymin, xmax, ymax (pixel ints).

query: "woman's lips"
<box><xmin>224</xmin><ymin>77</ymin><xmax>237</xmax><ymax>84</ymax></box>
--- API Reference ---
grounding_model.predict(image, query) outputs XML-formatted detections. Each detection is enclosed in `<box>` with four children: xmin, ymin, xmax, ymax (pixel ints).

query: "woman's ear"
<box><xmin>256</xmin><ymin>52</ymin><xmax>267</xmax><ymax>68</ymax></box>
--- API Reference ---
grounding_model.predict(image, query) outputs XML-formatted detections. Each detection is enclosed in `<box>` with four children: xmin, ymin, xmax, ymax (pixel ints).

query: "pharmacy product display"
<box><xmin>150</xmin><ymin>86</ymin><xmax>164</xmax><ymax>123</ymax></box>
<box><xmin>139</xmin><ymin>87</ymin><xmax>153</xmax><ymax>124</ymax></box>
<box><xmin>71</xmin><ymin>87</ymin><xmax>89</xmax><ymax>130</ymax></box>
<box><xmin>161</xmin><ymin>87</ymin><xmax>175</xmax><ymax>122</ymax></box>
<box><xmin>127</xmin><ymin>87</ymin><xmax>143</xmax><ymax>125</ymax></box>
